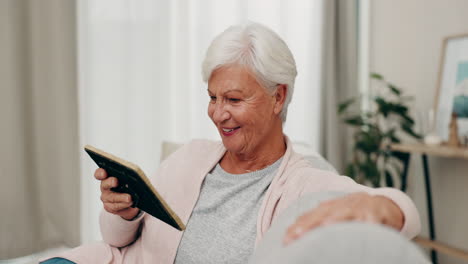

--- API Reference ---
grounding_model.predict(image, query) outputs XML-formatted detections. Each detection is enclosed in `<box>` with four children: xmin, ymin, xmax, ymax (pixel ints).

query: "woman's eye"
<box><xmin>209</xmin><ymin>96</ymin><xmax>216</xmax><ymax>102</ymax></box>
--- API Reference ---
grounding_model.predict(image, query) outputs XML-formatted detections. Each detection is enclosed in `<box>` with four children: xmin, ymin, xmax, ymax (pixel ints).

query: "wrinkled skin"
<box><xmin>207</xmin><ymin>65</ymin><xmax>287</xmax><ymax>174</ymax></box>
<box><xmin>283</xmin><ymin>192</ymin><xmax>404</xmax><ymax>245</ymax></box>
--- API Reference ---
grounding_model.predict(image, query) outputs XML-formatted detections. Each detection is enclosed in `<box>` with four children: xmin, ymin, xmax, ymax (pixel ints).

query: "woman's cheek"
<box><xmin>232</xmin><ymin>107</ymin><xmax>250</xmax><ymax>123</ymax></box>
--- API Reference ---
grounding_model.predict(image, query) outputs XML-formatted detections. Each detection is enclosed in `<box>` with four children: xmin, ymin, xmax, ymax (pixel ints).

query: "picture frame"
<box><xmin>434</xmin><ymin>34</ymin><xmax>468</xmax><ymax>141</ymax></box>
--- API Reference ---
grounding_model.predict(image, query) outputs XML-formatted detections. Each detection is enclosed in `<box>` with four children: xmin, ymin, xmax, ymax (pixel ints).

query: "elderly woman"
<box><xmin>41</xmin><ymin>22</ymin><xmax>428</xmax><ymax>264</ymax></box>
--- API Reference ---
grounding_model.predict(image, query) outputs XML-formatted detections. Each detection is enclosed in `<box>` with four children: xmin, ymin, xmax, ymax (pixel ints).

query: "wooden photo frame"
<box><xmin>435</xmin><ymin>34</ymin><xmax>468</xmax><ymax>141</ymax></box>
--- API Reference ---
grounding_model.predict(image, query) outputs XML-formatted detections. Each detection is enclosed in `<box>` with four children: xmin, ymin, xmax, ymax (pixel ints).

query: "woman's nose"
<box><xmin>212</xmin><ymin>102</ymin><xmax>230</xmax><ymax>123</ymax></box>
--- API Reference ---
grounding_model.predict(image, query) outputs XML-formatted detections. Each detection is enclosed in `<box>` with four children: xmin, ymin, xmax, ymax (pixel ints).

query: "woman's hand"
<box><xmin>95</xmin><ymin>168</ymin><xmax>140</xmax><ymax>220</ymax></box>
<box><xmin>283</xmin><ymin>192</ymin><xmax>404</xmax><ymax>245</ymax></box>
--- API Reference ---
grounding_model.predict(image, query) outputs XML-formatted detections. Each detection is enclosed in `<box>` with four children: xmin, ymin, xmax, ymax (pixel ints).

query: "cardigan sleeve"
<box><xmin>364</xmin><ymin>186</ymin><xmax>421</xmax><ymax>238</ymax></box>
<box><xmin>293</xmin><ymin>170</ymin><xmax>421</xmax><ymax>239</ymax></box>
<box><xmin>99</xmin><ymin>208</ymin><xmax>145</xmax><ymax>247</ymax></box>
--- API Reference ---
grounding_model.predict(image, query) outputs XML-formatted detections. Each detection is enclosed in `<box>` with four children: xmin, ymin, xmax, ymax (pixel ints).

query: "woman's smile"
<box><xmin>221</xmin><ymin>126</ymin><xmax>241</xmax><ymax>136</ymax></box>
<box><xmin>207</xmin><ymin>65</ymin><xmax>282</xmax><ymax>157</ymax></box>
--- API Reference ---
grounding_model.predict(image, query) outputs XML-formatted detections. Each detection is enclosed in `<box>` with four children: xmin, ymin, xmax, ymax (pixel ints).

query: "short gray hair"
<box><xmin>201</xmin><ymin>22</ymin><xmax>297</xmax><ymax>122</ymax></box>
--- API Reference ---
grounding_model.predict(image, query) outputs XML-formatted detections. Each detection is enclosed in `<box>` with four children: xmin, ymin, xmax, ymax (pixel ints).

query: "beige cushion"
<box><xmin>160</xmin><ymin>141</ymin><xmax>184</xmax><ymax>162</ymax></box>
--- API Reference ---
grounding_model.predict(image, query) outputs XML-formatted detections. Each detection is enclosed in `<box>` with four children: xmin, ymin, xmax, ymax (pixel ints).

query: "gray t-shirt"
<box><xmin>174</xmin><ymin>158</ymin><xmax>282</xmax><ymax>264</ymax></box>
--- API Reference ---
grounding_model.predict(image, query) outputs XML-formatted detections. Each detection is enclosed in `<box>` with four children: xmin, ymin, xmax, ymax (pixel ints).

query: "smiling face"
<box><xmin>207</xmin><ymin>65</ymin><xmax>284</xmax><ymax>158</ymax></box>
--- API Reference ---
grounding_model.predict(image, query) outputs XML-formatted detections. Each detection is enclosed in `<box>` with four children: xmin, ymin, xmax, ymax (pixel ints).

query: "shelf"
<box><xmin>390</xmin><ymin>143</ymin><xmax>468</xmax><ymax>160</ymax></box>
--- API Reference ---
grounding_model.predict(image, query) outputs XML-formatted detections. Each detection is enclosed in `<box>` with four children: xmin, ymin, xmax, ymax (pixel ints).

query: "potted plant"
<box><xmin>338</xmin><ymin>73</ymin><xmax>421</xmax><ymax>187</ymax></box>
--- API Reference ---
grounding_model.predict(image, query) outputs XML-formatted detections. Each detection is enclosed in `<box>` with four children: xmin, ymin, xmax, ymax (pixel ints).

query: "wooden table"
<box><xmin>390</xmin><ymin>143</ymin><xmax>468</xmax><ymax>263</ymax></box>
<box><xmin>391</xmin><ymin>143</ymin><xmax>468</xmax><ymax>159</ymax></box>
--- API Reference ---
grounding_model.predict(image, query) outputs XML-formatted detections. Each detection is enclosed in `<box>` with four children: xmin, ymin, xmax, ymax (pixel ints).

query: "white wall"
<box><xmin>370</xmin><ymin>1</ymin><xmax>468</xmax><ymax>263</ymax></box>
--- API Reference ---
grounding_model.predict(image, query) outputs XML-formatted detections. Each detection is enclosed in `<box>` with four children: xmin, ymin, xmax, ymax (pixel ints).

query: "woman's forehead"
<box><xmin>208</xmin><ymin>65</ymin><xmax>264</xmax><ymax>94</ymax></box>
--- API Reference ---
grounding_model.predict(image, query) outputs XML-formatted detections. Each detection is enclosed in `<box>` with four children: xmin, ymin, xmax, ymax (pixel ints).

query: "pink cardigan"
<box><xmin>42</xmin><ymin>138</ymin><xmax>420</xmax><ymax>263</ymax></box>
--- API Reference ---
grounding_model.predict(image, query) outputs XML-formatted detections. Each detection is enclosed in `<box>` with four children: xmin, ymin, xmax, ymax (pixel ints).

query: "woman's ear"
<box><xmin>273</xmin><ymin>84</ymin><xmax>287</xmax><ymax>115</ymax></box>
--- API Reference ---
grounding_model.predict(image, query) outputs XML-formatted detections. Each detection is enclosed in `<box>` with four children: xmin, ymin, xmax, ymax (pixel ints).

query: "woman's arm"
<box><xmin>281</xmin><ymin>171</ymin><xmax>421</xmax><ymax>244</ymax></box>
<box><xmin>283</xmin><ymin>191</ymin><xmax>405</xmax><ymax>244</ymax></box>
<box><xmin>94</xmin><ymin>168</ymin><xmax>145</xmax><ymax>247</ymax></box>
<box><xmin>99</xmin><ymin>209</ymin><xmax>145</xmax><ymax>247</ymax></box>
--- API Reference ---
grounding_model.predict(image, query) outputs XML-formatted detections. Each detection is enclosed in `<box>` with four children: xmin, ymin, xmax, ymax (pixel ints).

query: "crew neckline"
<box><xmin>213</xmin><ymin>156</ymin><xmax>284</xmax><ymax>178</ymax></box>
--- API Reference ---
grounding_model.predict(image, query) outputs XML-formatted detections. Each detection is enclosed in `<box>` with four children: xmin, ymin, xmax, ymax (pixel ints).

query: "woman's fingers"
<box><xmin>283</xmin><ymin>205</ymin><xmax>336</xmax><ymax>245</ymax></box>
<box><xmin>101</xmin><ymin>191</ymin><xmax>134</xmax><ymax>213</ymax></box>
<box><xmin>283</xmin><ymin>193</ymin><xmax>382</xmax><ymax>246</ymax></box>
<box><xmin>101</xmin><ymin>191</ymin><xmax>132</xmax><ymax>204</ymax></box>
<box><xmin>94</xmin><ymin>169</ymin><xmax>140</xmax><ymax>219</ymax></box>
<box><xmin>94</xmin><ymin>168</ymin><xmax>107</xmax><ymax>180</ymax></box>
<box><xmin>99</xmin><ymin>177</ymin><xmax>134</xmax><ymax>211</ymax></box>
<box><xmin>103</xmin><ymin>201</ymin><xmax>134</xmax><ymax>214</ymax></box>
<box><xmin>100</xmin><ymin>176</ymin><xmax>118</xmax><ymax>192</ymax></box>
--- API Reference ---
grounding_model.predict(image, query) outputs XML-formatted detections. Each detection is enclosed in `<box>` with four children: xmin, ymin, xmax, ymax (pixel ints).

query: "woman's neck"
<box><xmin>220</xmin><ymin>132</ymin><xmax>286</xmax><ymax>174</ymax></box>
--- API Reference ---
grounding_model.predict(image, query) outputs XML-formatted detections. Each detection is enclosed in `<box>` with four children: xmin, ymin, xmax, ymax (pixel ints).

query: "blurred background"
<box><xmin>1</xmin><ymin>0</ymin><xmax>468</xmax><ymax>263</ymax></box>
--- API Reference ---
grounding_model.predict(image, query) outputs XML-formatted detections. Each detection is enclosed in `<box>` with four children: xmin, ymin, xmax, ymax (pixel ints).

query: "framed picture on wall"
<box><xmin>435</xmin><ymin>34</ymin><xmax>468</xmax><ymax>141</ymax></box>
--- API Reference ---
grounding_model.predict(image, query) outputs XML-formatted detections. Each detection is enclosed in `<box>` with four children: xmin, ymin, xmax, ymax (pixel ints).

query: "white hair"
<box><xmin>201</xmin><ymin>22</ymin><xmax>297</xmax><ymax>122</ymax></box>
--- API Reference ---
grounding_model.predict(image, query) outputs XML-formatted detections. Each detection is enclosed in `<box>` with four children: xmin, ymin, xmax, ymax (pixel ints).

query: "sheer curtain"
<box><xmin>320</xmin><ymin>0</ymin><xmax>359</xmax><ymax>173</ymax></box>
<box><xmin>77</xmin><ymin>0</ymin><xmax>324</xmax><ymax>242</ymax></box>
<box><xmin>1</xmin><ymin>0</ymin><xmax>80</xmax><ymax>259</ymax></box>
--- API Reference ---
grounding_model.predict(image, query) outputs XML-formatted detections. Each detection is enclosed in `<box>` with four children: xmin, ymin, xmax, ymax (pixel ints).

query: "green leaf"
<box><xmin>391</xmin><ymin>151</ymin><xmax>410</xmax><ymax>164</ymax></box>
<box><xmin>338</xmin><ymin>98</ymin><xmax>356</xmax><ymax>115</ymax></box>
<box><xmin>390</xmin><ymin>134</ymin><xmax>401</xmax><ymax>143</ymax></box>
<box><xmin>359</xmin><ymin>159</ymin><xmax>380</xmax><ymax>187</ymax></box>
<box><xmin>389</xmin><ymin>103</ymin><xmax>408</xmax><ymax>116</ymax></box>
<box><xmin>401</xmin><ymin>122</ymin><xmax>422</xmax><ymax>139</ymax></box>
<box><xmin>387</xmin><ymin>84</ymin><xmax>401</xmax><ymax>95</ymax></box>
<box><xmin>345</xmin><ymin>164</ymin><xmax>356</xmax><ymax>180</ymax></box>
<box><xmin>385</xmin><ymin>170</ymin><xmax>394</xmax><ymax>187</ymax></box>
<box><xmin>383</xmin><ymin>128</ymin><xmax>396</xmax><ymax>138</ymax></box>
<box><xmin>383</xmin><ymin>128</ymin><xmax>400</xmax><ymax>143</ymax></box>
<box><xmin>370</xmin><ymin>72</ymin><xmax>384</xmax><ymax>80</ymax></box>
<box><xmin>344</xmin><ymin>116</ymin><xmax>365</xmax><ymax>126</ymax></box>
<box><xmin>354</xmin><ymin>128</ymin><xmax>382</xmax><ymax>154</ymax></box>
<box><xmin>374</xmin><ymin>98</ymin><xmax>412</xmax><ymax>119</ymax></box>
<box><xmin>374</xmin><ymin>97</ymin><xmax>388</xmax><ymax>117</ymax></box>
<box><xmin>401</xmin><ymin>114</ymin><xmax>415</xmax><ymax>125</ymax></box>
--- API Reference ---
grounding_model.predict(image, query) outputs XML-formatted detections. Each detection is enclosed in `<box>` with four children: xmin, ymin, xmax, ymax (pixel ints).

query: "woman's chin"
<box><xmin>221</xmin><ymin>139</ymin><xmax>244</xmax><ymax>154</ymax></box>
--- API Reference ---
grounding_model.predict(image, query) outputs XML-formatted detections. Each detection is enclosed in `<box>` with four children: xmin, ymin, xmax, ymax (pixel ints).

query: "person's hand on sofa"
<box><xmin>95</xmin><ymin>168</ymin><xmax>141</xmax><ymax>220</ymax></box>
<box><xmin>283</xmin><ymin>192</ymin><xmax>404</xmax><ymax>245</ymax></box>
